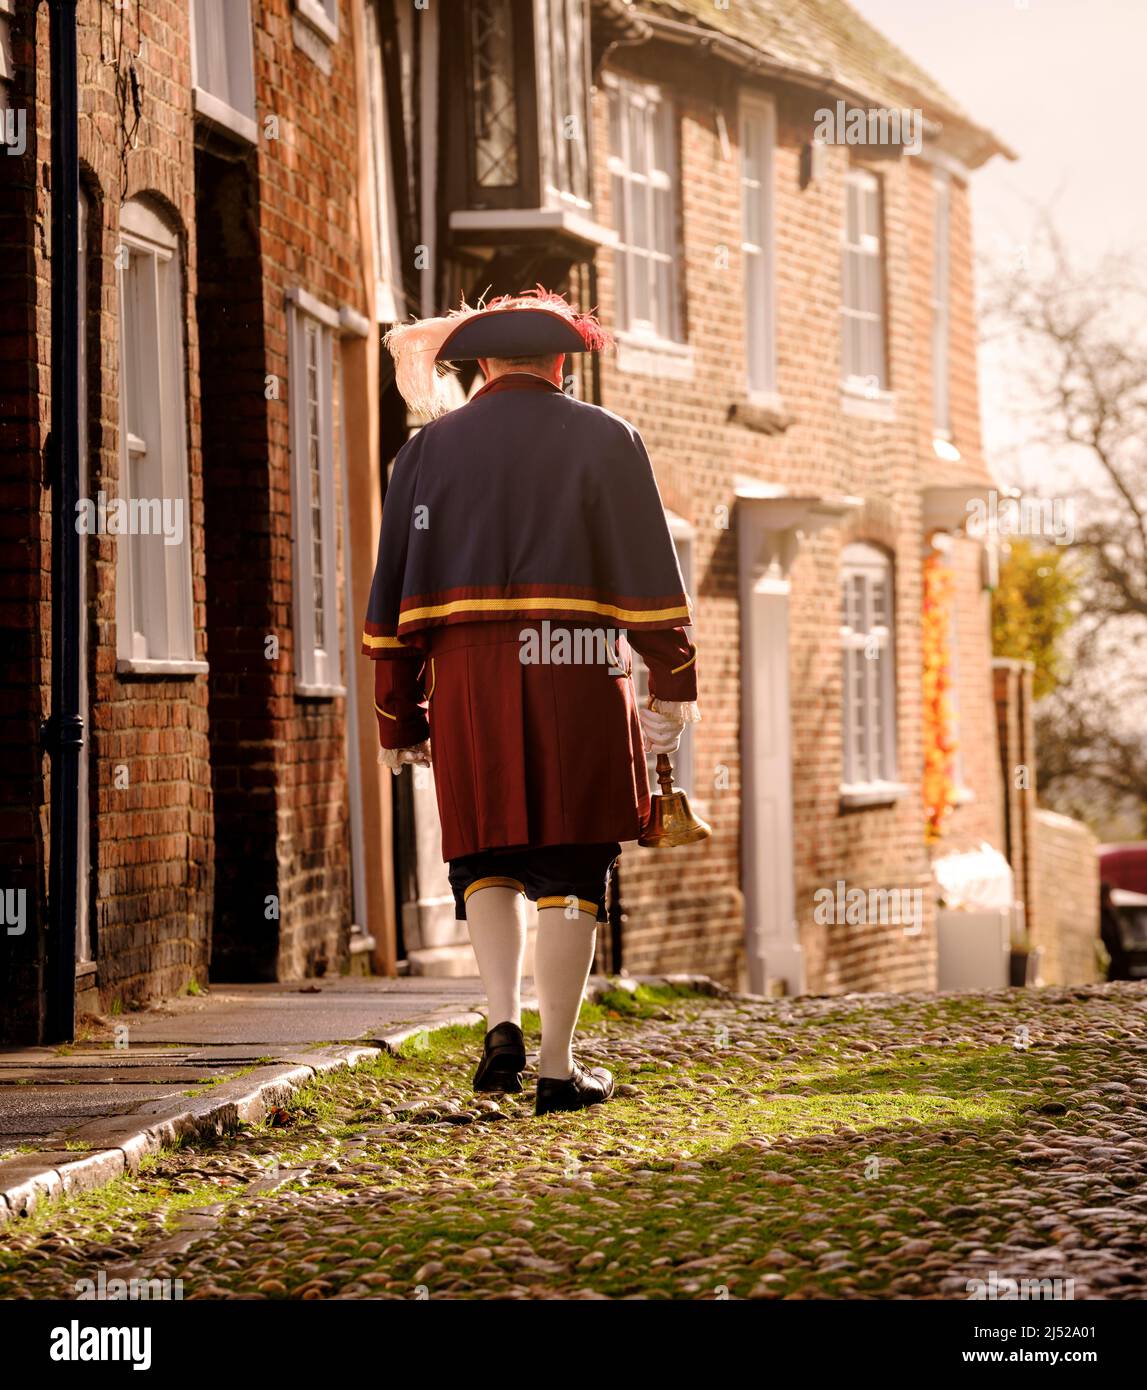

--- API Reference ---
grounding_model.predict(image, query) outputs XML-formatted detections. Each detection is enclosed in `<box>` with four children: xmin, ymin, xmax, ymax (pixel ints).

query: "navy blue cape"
<box><xmin>362</xmin><ymin>377</ymin><xmax>691</xmax><ymax>657</ymax></box>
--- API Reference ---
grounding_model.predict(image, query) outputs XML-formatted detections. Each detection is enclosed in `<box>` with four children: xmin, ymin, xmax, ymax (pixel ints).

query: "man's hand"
<box><xmin>378</xmin><ymin>740</ymin><xmax>432</xmax><ymax>775</ymax></box>
<box><xmin>639</xmin><ymin>705</ymin><xmax>685</xmax><ymax>755</ymax></box>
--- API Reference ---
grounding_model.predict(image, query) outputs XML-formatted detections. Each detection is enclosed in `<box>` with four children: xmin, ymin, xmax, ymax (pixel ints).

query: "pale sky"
<box><xmin>852</xmin><ymin>0</ymin><xmax>1147</xmax><ymax>474</ymax></box>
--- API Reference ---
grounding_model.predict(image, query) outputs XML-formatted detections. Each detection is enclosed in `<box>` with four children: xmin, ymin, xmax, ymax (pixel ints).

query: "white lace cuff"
<box><xmin>648</xmin><ymin>699</ymin><xmax>701</xmax><ymax>725</ymax></box>
<box><xmin>378</xmin><ymin>740</ymin><xmax>432</xmax><ymax>774</ymax></box>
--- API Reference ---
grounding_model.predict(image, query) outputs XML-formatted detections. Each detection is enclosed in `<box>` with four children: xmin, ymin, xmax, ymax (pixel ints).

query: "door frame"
<box><xmin>736</xmin><ymin>486</ymin><xmax>861</xmax><ymax>995</ymax></box>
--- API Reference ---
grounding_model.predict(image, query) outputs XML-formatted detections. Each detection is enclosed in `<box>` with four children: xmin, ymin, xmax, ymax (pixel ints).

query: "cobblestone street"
<box><xmin>2</xmin><ymin>982</ymin><xmax>1145</xmax><ymax>1301</ymax></box>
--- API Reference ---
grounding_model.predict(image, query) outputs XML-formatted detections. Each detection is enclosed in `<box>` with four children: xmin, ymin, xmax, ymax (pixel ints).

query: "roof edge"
<box><xmin>636</xmin><ymin>10</ymin><xmax>1016</xmax><ymax>168</ymax></box>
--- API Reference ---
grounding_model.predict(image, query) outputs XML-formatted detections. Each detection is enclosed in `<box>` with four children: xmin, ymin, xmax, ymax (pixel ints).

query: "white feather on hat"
<box><xmin>382</xmin><ymin>309</ymin><xmax>467</xmax><ymax>422</ymax></box>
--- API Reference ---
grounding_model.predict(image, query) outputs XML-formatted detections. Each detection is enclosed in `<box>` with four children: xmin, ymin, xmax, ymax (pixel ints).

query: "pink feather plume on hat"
<box><xmin>383</xmin><ymin>286</ymin><xmax>610</xmax><ymax>420</ymax></box>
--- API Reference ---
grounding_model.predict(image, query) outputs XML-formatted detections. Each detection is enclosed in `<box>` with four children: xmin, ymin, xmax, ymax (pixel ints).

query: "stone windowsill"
<box><xmin>295</xmin><ymin>0</ymin><xmax>338</xmax><ymax>44</ymax></box>
<box><xmin>839</xmin><ymin>781</ymin><xmax>909</xmax><ymax>810</ymax></box>
<box><xmin>295</xmin><ymin>682</ymin><xmax>347</xmax><ymax>700</ymax></box>
<box><xmin>614</xmin><ymin>331</ymin><xmax>695</xmax><ymax>382</ymax></box>
<box><xmin>116</xmin><ymin>657</ymin><xmax>209</xmax><ymax>678</ymax></box>
<box><xmin>191</xmin><ymin>86</ymin><xmax>258</xmax><ymax>146</ymax></box>
<box><xmin>840</xmin><ymin>380</ymin><xmax>897</xmax><ymax>422</ymax></box>
<box><xmin>729</xmin><ymin>394</ymin><xmax>793</xmax><ymax>435</ymax></box>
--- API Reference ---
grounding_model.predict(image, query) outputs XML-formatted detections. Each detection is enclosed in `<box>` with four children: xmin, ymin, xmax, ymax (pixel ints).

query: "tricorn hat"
<box><xmin>435</xmin><ymin>306</ymin><xmax>593</xmax><ymax>362</ymax></box>
<box><xmin>384</xmin><ymin>287</ymin><xmax>610</xmax><ymax>420</ymax></box>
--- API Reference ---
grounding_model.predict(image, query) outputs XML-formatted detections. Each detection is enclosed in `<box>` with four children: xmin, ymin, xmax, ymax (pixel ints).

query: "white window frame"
<box><xmin>287</xmin><ymin>289</ymin><xmax>343</xmax><ymax>695</ymax></box>
<box><xmin>740</xmin><ymin>94</ymin><xmax>777</xmax><ymax>401</ymax></box>
<box><xmin>363</xmin><ymin>0</ymin><xmax>404</xmax><ymax>323</ymax></box>
<box><xmin>190</xmin><ymin>0</ymin><xmax>258</xmax><ymax>144</ymax></box>
<box><xmin>945</xmin><ymin>559</ymin><xmax>968</xmax><ymax>795</ymax></box>
<box><xmin>932</xmin><ymin>171</ymin><xmax>952</xmax><ymax>438</ymax></box>
<box><xmin>631</xmin><ymin>511</ymin><xmax>695</xmax><ymax>797</ymax></box>
<box><xmin>115</xmin><ymin>200</ymin><xmax>200</xmax><ymax>674</ymax></box>
<box><xmin>840</xmin><ymin>542</ymin><xmax>899</xmax><ymax>799</ymax></box>
<box><xmin>295</xmin><ymin>0</ymin><xmax>338</xmax><ymax>45</ymax></box>
<box><xmin>840</xmin><ymin>167</ymin><xmax>887</xmax><ymax>393</ymax></box>
<box><xmin>534</xmin><ymin>0</ymin><xmax>592</xmax><ymax>213</ymax></box>
<box><xmin>605</xmin><ymin>72</ymin><xmax>681</xmax><ymax>345</ymax></box>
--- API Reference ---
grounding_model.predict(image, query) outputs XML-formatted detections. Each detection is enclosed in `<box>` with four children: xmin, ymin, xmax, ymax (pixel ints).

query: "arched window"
<box><xmin>840</xmin><ymin>542</ymin><xmax>896</xmax><ymax>791</ymax></box>
<box><xmin>115</xmin><ymin>199</ymin><xmax>197</xmax><ymax>669</ymax></box>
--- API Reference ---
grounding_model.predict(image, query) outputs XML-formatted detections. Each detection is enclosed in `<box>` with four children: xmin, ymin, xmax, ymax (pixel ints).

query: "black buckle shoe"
<box><xmin>535</xmin><ymin>1059</ymin><xmax>615</xmax><ymax>1116</ymax></box>
<box><xmin>473</xmin><ymin>1021</ymin><xmax>526</xmax><ymax>1093</ymax></box>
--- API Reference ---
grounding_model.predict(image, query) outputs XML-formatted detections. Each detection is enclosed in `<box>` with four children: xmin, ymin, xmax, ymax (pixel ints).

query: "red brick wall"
<box><xmin>594</xmin><ymin>45</ymin><xmax>1003</xmax><ymax>992</ymax></box>
<box><xmin>79</xmin><ymin>0</ymin><xmax>214</xmax><ymax>1009</ymax></box>
<box><xmin>248</xmin><ymin>0</ymin><xmax>362</xmax><ymax>978</ymax></box>
<box><xmin>5</xmin><ymin>0</ymin><xmax>365</xmax><ymax>1037</ymax></box>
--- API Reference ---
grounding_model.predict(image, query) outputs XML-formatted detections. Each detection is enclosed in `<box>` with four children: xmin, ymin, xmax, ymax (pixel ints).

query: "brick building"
<box><xmin>590</xmin><ymin>0</ymin><xmax>1013</xmax><ymax>993</ymax></box>
<box><xmin>2</xmin><ymin>0</ymin><xmax>397</xmax><ymax>1041</ymax></box>
<box><xmin>3</xmin><ymin>0</ymin><xmax>1082</xmax><ymax>1044</ymax></box>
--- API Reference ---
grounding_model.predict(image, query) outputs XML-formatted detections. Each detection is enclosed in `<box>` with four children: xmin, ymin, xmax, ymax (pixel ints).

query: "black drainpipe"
<box><xmin>43</xmin><ymin>0</ymin><xmax>82</xmax><ymax>1042</ymax></box>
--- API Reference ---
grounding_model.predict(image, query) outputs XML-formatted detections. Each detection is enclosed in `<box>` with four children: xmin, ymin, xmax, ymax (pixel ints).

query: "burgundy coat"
<box><xmin>364</xmin><ymin>374</ymin><xmax>698</xmax><ymax>861</ymax></box>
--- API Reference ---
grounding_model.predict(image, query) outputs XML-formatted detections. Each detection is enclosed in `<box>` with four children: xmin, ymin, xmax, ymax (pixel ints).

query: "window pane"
<box><xmin>654</xmin><ymin>258</ymin><xmax>673</xmax><ymax>338</ymax></box>
<box><xmin>742</xmin><ymin>114</ymin><xmax>760</xmax><ymax>186</ymax></box>
<box><xmin>863</xmin><ymin>182</ymin><xmax>880</xmax><ymax>238</ymax></box>
<box><xmin>653</xmin><ymin>184</ymin><xmax>673</xmax><ymax>257</ymax></box>
<box><xmin>193</xmin><ymin>0</ymin><xmax>254</xmax><ymax>118</ymax></box>
<box><xmin>652</xmin><ymin>100</ymin><xmax>672</xmax><ymax>173</ymax></box>
<box><xmin>470</xmin><ymin>0</ymin><xmax>519</xmax><ymax>187</ymax></box>
<box><xmin>872</xmin><ymin>577</ymin><xmax>888</xmax><ymax>628</ymax></box>
<box><xmin>305</xmin><ymin>323</ymin><xmax>326</xmax><ymax>651</ymax></box>
<box><xmin>845</xmin><ymin>180</ymin><xmax>860</xmax><ymax>244</ymax></box>
<box><xmin>611</xmin><ymin>171</ymin><xmax>627</xmax><ymax>243</ymax></box>
<box><xmin>121</xmin><ymin>252</ymin><xmax>159</xmax><ymax>447</ymax></box>
<box><xmin>627</xmin><ymin>100</ymin><xmax>647</xmax><ymax>177</ymax></box>
<box><xmin>744</xmin><ymin>177</ymin><xmax>762</xmax><ymax>246</ymax></box>
<box><xmin>632</xmin><ymin>248</ymin><xmax>651</xmax><ymax>325</ymax></box>
<box><xmin>842</xmin><ymin>247</ymin><xmax>857</xmax><ymax>313</ymax></box>
<box><xmin>843</xmin><ymin>312</ymin><xmax>859</xmax><ymax>380</ymax></box>
<box><xmin>608</xmin><ymin>89</ymin><xmax>622</xmax><ymax>157</ymax></box>
<box><xmin>631</xmin><ymin>178</ymin><xmax>649</xmax><ymax>254</ymax></box>
<box><xmin>365</xmin><ymin>0</ymin><xmax>401</xmax><ymax>319</ymax></box>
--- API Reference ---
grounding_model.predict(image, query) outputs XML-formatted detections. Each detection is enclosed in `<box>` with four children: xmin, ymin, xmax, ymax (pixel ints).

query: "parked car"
<box><xmin>1099</xmin><ymin>874</ymin><xmax>1147</xmax><ymax>981</ymax></box>
<box><xmin>1099</xmin><ymin>842</ymin><xmax>1147</xmax><ymax>895</ymax></box>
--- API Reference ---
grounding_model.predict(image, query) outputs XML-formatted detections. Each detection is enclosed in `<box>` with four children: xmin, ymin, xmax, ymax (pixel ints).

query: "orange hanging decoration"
<box><xmin>922</xmin><ymin>550</ymin><xmax>958</xmax><ymax>843</ymax></box>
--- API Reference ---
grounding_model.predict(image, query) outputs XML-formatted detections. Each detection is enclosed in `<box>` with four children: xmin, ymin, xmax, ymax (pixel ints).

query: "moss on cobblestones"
<box><xmin>1</xmin><ymin>983</ymin><xmax>1145</xmax><ymax>1300</ymax></box>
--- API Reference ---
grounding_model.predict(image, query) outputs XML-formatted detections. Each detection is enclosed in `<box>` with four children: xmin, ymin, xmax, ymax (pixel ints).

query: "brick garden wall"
<box><xmin>594</xmin><ymin>43</ymin><xmax>1004</xmax><ymax>992</ymax></box>
<box><xmin>1033</xmin><ymin>809</ymin><xmax>1100</xmax><ymax>986</ymax></box>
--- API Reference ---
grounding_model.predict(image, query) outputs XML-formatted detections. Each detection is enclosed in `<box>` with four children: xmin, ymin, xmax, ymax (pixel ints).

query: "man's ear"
<box><xmin>477</xmin><ymin>357</ymin><xmax>491</xmax><ymax>379</ymax></box>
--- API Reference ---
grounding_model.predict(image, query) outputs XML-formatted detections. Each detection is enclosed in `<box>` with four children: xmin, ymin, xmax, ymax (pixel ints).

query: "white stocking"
<box><xmin>535</xmin><ymin>905</ymin><xmax>597</xmax><ymax>1080</ymax></box>
<box><xmin>465</xmin><ymin>885</ymin><xmax>526</xmax><ymax>1029</ymax></box>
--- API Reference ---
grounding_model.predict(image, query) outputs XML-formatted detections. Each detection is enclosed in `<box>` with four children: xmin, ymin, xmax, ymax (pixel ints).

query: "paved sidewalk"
<box><xmin>0</xmin><ymin>976</ymin><xmax>499</xmax><ymax>1221</ymax></box>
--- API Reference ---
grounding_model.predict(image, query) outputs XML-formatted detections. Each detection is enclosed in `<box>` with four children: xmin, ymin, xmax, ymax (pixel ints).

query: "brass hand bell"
<box><xmin>638</xmin><ymin>751</ymin><xmax>712</xmax><ymax>849</ymax></box>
